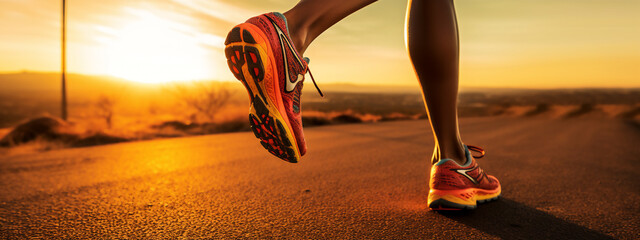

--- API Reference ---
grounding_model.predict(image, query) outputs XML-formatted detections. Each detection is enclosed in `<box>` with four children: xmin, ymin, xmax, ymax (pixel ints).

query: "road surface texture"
<box><xmin>0</xmin><ymin>117</ymin><xmax>638</xmax><ymax>239</ymax></box>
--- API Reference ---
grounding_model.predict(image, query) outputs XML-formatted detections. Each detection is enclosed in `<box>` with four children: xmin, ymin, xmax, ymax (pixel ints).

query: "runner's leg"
<box><xmin>283</xmin><ymin>0</ymin><xmax>377</xmax><ymax>54</ymax></box>
<box><xmin>285</xmin><ymin>0</ymin><xmax>468</xmax><ymax>164</ymax></box>
<box><xmin>406</xmin><ymin>0</ymin><xmax>467</xmax><ymax>164</ymax></box>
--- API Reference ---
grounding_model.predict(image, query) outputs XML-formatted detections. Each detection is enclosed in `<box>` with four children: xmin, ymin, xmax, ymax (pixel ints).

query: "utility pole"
<box><xmin>61</xmin><ymin>0</ymin><xmax>67</xmax><ymax>121</ymax></box>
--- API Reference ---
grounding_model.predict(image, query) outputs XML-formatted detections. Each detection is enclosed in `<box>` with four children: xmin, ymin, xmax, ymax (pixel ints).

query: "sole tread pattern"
<box><xmin>224</xmin><ymin>26</ymin><xmax>299</xmax><ymax>163</ymax></box>
<box><xmin>429</xmin><ymin>194</ymin><xmax>500</xmax><ymax>211</ymax></box>
<box><xmin>249</xmin><ymin>97</ymin><xmax>296</xmax><ymax>162</ymax></box>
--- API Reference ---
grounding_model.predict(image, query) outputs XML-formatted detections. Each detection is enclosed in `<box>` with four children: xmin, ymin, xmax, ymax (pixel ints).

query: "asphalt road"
<box><xmin>0</xmin><ymin>117</ymin><xmax>638</xmax><ymax>239</ymax></box>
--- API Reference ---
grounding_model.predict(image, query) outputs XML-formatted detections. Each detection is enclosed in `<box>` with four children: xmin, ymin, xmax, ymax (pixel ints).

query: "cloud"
<box><xmin>170</xmin><ymin>0</ymin><xmax>259</xmax><ymax>24</ymax></box>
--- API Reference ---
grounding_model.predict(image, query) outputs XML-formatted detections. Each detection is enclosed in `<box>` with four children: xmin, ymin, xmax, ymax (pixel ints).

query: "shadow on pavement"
<box><xmin>624</xmin><ymin>119</ymin><xmax>640</xmax><ymax>132</ymax></box>
<box><xmin>440</xmin><ymin>198</ymin><xmax>613</xmax><ymax>239</ymax></box>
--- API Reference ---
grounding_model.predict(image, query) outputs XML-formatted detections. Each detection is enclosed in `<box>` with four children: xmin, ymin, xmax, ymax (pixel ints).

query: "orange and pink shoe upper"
<box><xmin>244</xmin><ymin>12</ymin><xmax>310</xmax><ymax>156</ymax></box>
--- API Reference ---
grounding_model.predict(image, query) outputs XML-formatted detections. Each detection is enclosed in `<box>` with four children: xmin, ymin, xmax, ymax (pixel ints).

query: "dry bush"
<box><xmin>169</xmin><ymin>82</ymin><xmax>235</xmax><ymax>123</ymax></box>
<box><xmin>302</xmin><ymin>116</ymin><xmax>331</xmax><ymax>127</ymax></box>
<box><xmin>564</xmin><ymin>103</ymin><xmax>596</xmax><ymax>118</ymax></box>
<box><xmin>617</xmin><ymin>105</ymin><xmax>640</xmax><ymax>119</ymax></box>
<box><xmin>0</xmin><ymin>116</ymin><xmax>75</xmax><ymax>146</ymax></box>
<box><xmin>524</xmin><ymin>103</ymin><xmax>550</xmax><ymax>117</ymax></box>
<box><xmin>95</xmin><ymin>94</ymin><xmax>116</xmax><ymax>129</ymax></box>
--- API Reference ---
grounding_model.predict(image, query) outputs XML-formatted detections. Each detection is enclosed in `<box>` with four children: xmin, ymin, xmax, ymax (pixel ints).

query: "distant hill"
<box><xmin>1</xmin><ymin>71</ymin><xmax>638</xmax><ymax>128</ymax></box>
<box><xmin>0</xmin><ymin>72</ymin><xmax>161</xmax><ymax>98</ymax></box>
<box><xmin>0</xmin><ymin>72</ymin><xmax>171</xmax><ymax>128</ymax></box>
<box><xmin>302</xmin><ymin>83</ymin><xmax>422</xmax><ymax>94</ymax></box>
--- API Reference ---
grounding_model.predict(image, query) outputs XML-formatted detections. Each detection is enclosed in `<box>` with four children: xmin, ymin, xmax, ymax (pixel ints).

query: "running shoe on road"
<box><xmin>428</xmin><ymin>145</ymin><xmax>501</xmax><ymax>210</ymax></box>
<box><xmin>224</xmin><ymin>12</ymin><xmax>322</xmax><ymax>163</ymax></box>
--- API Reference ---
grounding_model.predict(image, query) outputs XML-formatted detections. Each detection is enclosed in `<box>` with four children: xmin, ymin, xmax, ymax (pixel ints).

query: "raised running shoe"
<box><xmin>428</xmin><ymin>145</ymin><xmax>501</xmax><ymax>210</ymax></box>
<box><xmin>224</xmin><ymin>12</ymin><xmax>322</xmax><ymax>163</ymax></box>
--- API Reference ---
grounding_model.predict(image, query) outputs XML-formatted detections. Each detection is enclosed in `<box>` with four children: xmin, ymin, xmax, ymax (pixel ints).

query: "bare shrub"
<box><xmin>169</xmin><ymin>81</ymin><xmax>235</xmax><ymax>123</ymax></box>
<box><xmin>564</xmin><ymin>103</ymin><xmax>596</xmax><ymax>118</ymax></box>
<box><xmin>96</xmin><ymin>94</ymin><xmax>116</xmax><ymax>129</ymax></box>
<box><xmin>524</xmin><ymin>103</ymin><xmax>550</xmax><ymax>117</ymax></box>
<box><xmin>0</xmin><ymin>116</ymin><xmax>77</xmax><ymax>147</ymax></box>
<box><xmin>332</xmin><ymin>114</ymin><xmax>363</xmax><ymax>124</ymax></box>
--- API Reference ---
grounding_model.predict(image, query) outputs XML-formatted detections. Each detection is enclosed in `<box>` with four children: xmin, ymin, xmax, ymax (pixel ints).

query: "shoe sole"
<box><xmin>224</xmin><ymin>24</ymin><xmax>301</xmax><ymax>163</ymax></box>
<box><xmin>428</xmin><ymin>186</ymin><xmax>501</xmax><ymax>211</ymax></box>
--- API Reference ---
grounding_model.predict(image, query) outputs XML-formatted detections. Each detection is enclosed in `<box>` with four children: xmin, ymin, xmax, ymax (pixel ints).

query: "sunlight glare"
<box><xmin>103</xmin><ymin>8</ymin><xmax>217</xmax><ymax>83</ymax></box>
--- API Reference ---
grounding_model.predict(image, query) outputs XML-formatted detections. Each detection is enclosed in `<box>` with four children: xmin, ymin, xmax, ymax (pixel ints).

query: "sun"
<box><xmin>101</xmin><ymin>9</ymin><xmax>220</xmax><ymax>83</ymax></box>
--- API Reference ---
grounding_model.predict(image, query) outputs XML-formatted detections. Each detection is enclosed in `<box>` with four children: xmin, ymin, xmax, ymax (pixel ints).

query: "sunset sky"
<box><xmin>0</xmin><ymin>0</ymin><xmax>638</xmax><ymax>88</ymax></box>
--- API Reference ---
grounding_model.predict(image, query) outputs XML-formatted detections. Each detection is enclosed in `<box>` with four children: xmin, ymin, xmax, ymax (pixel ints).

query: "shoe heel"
<box><xmin>224</xmin><ymin>27</ymin><xmax>247</xmax><ymax>83</ymax></box>
<box><xmin>428</xmin><ymin>189</ymin><xmax>477</xmax><ymax>210</ymax></box>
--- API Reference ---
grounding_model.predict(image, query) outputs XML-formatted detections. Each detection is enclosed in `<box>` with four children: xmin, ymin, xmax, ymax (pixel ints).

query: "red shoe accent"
<box><xmin>428</xmin><ymin>145</ymin><xmax>501</xmax><ymax>210</ymax></box>
<box><xmin>224</xmin><ymin>13</ymin><xmax>316</xmax><ymax>162</ymax></box>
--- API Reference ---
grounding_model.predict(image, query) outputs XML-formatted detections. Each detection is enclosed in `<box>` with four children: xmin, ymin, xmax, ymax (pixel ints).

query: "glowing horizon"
<box><xmin>0</xmin><ymin>0</ymin><xmax>638</xmax><ymax>87</ymax></box>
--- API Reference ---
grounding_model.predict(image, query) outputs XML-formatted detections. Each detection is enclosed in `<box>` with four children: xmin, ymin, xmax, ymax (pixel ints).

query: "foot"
<box><xmin>224</xmin><ymin>12</ymin><xmax>319</xmax><ymax>163</ymax></box>
<box><xmin>428</xmin><ymin>145</ymin><xmax>501</xmax><ymax>210</ymax></box>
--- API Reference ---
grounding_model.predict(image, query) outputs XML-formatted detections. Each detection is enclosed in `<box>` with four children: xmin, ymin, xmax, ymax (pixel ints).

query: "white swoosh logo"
<box><xmin>455</xmin><ymin>167</ymin><xmax>480</xmax><ymax>185</ymax></box>
<box><xmin>270</xmin><ymin>18</ymin><xmax>305</xmax><ymax>93</ymax></box>
<box><xmin>287</xmin><ymin>73</ymin><xmax>305</xmax><ymax>92</ymax></box>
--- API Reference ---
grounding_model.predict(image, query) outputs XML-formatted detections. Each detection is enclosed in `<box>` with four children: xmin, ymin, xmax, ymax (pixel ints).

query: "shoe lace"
<box><xmin>467</xmin><ymin>145</ymin><xmax>485</xmax><ymax>159</ymax></box>
<box><xmin>307</xmin><ymin>67</ymin><xmax>324</xmax><ymax>97</ymax></box>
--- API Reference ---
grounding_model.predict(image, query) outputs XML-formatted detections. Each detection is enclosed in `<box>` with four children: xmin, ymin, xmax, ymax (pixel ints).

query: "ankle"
<box><xmin>431</xmin><ymin>144</ymin><xmax>467</xmax><ymax>165</ymax></box>
<box><xmin>282</xmin><ymin>11</ymin><xmax>309</xmax><ymax>54</ymax></box>
<box><xmin>442</xmin><ymin>150</ymin><xmax>467</xmax><ymax>165</ymax></box>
